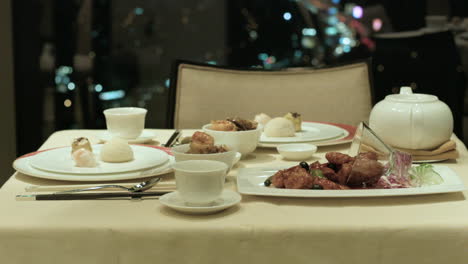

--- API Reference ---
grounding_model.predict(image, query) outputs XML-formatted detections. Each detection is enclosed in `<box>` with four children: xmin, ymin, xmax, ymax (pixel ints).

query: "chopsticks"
<box><xmin>16</xmin><ymin>191</ymin><xmax>170</xmax><ymax>201</ymax></box>
<box><xmin>163</xmin><ymin>130</ymin><xmax>181</xmax><ymax>147</ymax></box>
<box><xmin>25</xmin><ymin>181</ymin><xmax>176</xmax><ymax>193</ymax></box>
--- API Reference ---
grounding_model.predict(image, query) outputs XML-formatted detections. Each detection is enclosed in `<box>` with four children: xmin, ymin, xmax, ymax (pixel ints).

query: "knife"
<box><xmin>16</xmin><ymin>191</ymin><xmax>171</xmax><ymax>201</ymax></box>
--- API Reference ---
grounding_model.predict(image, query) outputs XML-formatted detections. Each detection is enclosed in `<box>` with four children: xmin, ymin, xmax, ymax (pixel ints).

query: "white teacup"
<box><xmin>173</xmin><ymin>160</ymin><xmax>227</xmax><ymax>206</ymax></box>
<box><xmin>103</xmin><ymin>107</ymin><xmax>147</xmax><ymax>139</ymax></box>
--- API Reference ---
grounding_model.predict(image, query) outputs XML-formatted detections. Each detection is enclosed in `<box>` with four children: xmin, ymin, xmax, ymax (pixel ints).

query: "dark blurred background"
<box><xmin>4</xmin><ymin>0</ymin><xmax>468</xmax><ymax>158</ymax></box>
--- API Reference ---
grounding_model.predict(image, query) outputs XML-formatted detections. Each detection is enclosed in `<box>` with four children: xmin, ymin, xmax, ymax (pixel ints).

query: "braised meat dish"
<box><xmin>267</xmin><ymin>152</ymin><xmax>385</xmax><ymax>189</ymax></box>
<box><xmin>186</xmin><ymin>131</ymin><xmax>228</xmax><ymax>154</ymax></box>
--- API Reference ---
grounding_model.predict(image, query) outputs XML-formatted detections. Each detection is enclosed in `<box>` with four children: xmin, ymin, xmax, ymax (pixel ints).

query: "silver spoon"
<box><xmin>56</xmin><ymin>177</ymin><xmax>162</xmax><ymax>193</ymax></box>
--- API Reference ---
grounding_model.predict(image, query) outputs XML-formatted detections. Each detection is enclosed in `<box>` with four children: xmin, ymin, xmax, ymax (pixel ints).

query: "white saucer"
<box><xmin>98</xmin><ymin>130</ymin><xmax>156</xmax><ymax>144</ymax></box>
<box><xmin>159</xmin><ymin>190</ymin><xmax>241</xmax><ymax>215</ymax></box>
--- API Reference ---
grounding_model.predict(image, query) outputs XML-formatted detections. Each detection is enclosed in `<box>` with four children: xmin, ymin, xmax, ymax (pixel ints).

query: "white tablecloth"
<box><xmin>0</xmin><ymin>129</ymin><xmax>467</xmax><ymax>264</ymax></box>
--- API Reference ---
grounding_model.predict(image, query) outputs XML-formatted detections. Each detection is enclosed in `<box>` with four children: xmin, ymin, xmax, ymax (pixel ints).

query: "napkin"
<box><xmin>394</xmin><ymin>140</ymin><xmax>459</xmax><ymax>161</ymax></box>
<box><xmin>359</xmin><ymin>140</ymin><xmax>458</xmax><ymax>161</ymax></box>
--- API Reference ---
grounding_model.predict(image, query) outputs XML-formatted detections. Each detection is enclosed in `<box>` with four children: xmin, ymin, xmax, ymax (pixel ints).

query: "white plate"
<box><xmin>98</xmin><ymin>130</ymin><xmax>156</xmax><ymax>144</ymax></box>
<box><xmin>30</xmin><ymin>145</ymin><xmax>168</xmax><ymax>175</ymax></box>
<box><xmin>13</xmin><ymin>155</ymin><xmax>174</xmax><ymax>182</ymax></box>
<box><xmin>260</xmin><ymin>122</ymin><xmax>345</xmax><ymax>143</ymax></box>
<box><xmin>258</xmin><ymin>128</ymin><xmax>350</xmax><ymax>148</ymax></box>
<box><xmin>159</xmin><ymin>190</ymin><xmax>241</xmax><ymax>214</ymax></box>
<box><xmin>237</xmin><ymin>166</ymin><xmax>465</xmax><ymax>197</ymax></box>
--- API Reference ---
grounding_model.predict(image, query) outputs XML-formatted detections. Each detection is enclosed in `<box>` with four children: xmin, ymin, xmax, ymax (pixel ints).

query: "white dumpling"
<box><xmin>264</xmin><ymin>117</ymin><xmax>295</xmax><ymax>137</ymax></box>
<box><xmin>254</xmin><ymin>113</ymin><xmax>272</xmax><ymax>126</ymax></box>
<box><xmin>72</xmin><ymin>148</ymin><xmax>97</xmax><ymax>167</ymax></box>
<box><xmin>100</xmin><ymin>138</ymin><xmax>134</xmax><ymax>163</ymax></box>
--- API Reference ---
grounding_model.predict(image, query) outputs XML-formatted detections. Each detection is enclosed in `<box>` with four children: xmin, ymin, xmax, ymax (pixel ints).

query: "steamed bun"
<box><xmin>100</xmin><ymin>138</ymin><xmax>134</xmax><ymax>163</ymax></box>
<box><xmin>254</xmin><ymin>113</ymin><xmax>272</xmax><ymax>127</ymax></box>
<box><xmin>264</xmin><ymin>117</ymin><xmax>295</xmax><ymax>137</ymax></box>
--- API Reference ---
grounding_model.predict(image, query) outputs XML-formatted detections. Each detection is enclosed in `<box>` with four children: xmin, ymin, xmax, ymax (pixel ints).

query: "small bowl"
<box><xmin>276</xmin><ymin>143</ymin><xmax>317</xmax><ymax>161</ymax></box>
<box><xmin>202</xmin><ymin>124</ymin><xmax>263</xmax><ymax>156</ymax></box>
<box><xmin>171</xmin><ymin>144</ymin><xmax>240</xmax><ymax>169</ymax></box>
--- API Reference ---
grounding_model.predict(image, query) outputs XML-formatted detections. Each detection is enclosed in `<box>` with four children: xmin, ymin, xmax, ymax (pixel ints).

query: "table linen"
<box><xmin>0</xmin><ymin>129</ymin><xmax>467</xmax><ymax>264</ymax></box>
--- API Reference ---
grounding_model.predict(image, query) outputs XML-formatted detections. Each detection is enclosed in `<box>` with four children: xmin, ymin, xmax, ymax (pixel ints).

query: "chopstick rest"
<box><xmin>16</xmin><ymin>191</ymin><xmax>171</xmax><ymax>201</ymax></box>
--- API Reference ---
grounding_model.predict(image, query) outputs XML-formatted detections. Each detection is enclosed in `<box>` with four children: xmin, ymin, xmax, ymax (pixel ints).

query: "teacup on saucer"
<box><xmin>103</xmin><ymin>107</ymin><xmax>147</xmax><ymax>139</ymax></box>
<box><xmin>98</xmin><ymin>130</ymin><xmax>156</xmax><ymax>144</ymax></box>
<box><xmin>159</xmin><ymin>190</ymin><xmax>241</xmax><ymax>214</ymax></box>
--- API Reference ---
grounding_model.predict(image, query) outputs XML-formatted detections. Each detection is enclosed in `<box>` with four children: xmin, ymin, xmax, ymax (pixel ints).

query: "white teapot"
<box><xmin>369</xmin><ymin>86</ymin><xmax>453</xmax><ymax>150</ymax></box>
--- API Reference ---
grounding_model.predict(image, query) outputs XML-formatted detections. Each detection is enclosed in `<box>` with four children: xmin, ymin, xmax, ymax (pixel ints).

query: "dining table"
<box><xmin>0</xmin><ymin>129</ymin><xmax>467</xmax><ymax>264</ymax></box>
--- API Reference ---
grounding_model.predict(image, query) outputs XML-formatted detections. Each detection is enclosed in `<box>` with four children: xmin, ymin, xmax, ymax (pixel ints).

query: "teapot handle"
<box><xmin>400</xmin><ymin>86</ymin><xmax>413</xmax><ymax>95</ymax></box>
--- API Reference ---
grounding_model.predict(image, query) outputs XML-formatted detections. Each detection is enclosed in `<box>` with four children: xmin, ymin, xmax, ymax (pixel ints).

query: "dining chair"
<box><xmin>372</xmin><ymin>29</ymin><xmax>466</xmax><ymax>140</ymax></box>
<box><xmin>168</xmin><ymin>60</ymin><xmax>374</xmax><ymax>129</ymax></box>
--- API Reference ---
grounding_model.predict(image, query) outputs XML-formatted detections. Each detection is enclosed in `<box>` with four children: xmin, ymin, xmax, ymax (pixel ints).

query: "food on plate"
<box><xmin>72</xmin><ymin>148</ymin><xmax>97</xmax><ymax>167</ymax></box>
<box><xmin>71</xmin><ymin>137</ymin><xmax>93</xmax><ymax>154</ymax></box>
<box><xmin>409</xmin><ymin>164</ymin><xmax>443</xmax><ymax>186</ymax></box>
<box><xmin>264</xmin><ymin>117</ymin><xmax>295</xmax><ymax>137</ymax></box>
<box><xmin>210</xmin><ymin>118</ymin><xmax>258</xmax><ymax>131</ymax></box>
<box><xmin>100</xmin><ymin>138</ymin><xmax>134</xmax><ymax>163</ymax></box>
<box><xmin>187</xmin><ymin>131</ymin><xmax>228</xmax><ymax>154</ymax></box>
<box><xmin>284</xmin><ymin>112</ymin><xmax>302</xmax><ymax>132</ymax></box>
<box><xmin>254</xmin><ymin>113</ymin><xmax>272</xmax><ymax>127</ymax></box>
<box><xmin>266</xmin><ymin>149</ymin><xmax>442</xmax><ymax>190</ymax></box>
<box><xmin>267</xmin><ymin>151</ymin><xmax>385</xmax><ymax>189</ymax></box>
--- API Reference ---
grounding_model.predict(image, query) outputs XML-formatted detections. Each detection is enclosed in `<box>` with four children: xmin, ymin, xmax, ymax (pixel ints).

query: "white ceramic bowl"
<box><xmin>202</xmin><ymin>124</ymin><xmax>263</xmax><ymax>156</ymax></box>
<box><xmin>276</xmin><ymin>143</ymin><xmax>317</xmax><ymax>161</ymax></box>
<box><xmin>171</xmin><ymin>144</ymin><xmax>240</xmax><ymax>169</ymax></box>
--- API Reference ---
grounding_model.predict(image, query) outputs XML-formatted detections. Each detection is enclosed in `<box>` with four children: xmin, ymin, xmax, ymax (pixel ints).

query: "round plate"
<box><xmin>258</xmin><ymin>122</ymin><xmax>355</xmax><ymax>148</ymax></box>
<box><xmin>13</xmin><ymin>153</ymin><xmax>174</xmax><ymax>182</ymax></box>
<box><xmin>29</xmin><ymin>145</ymin><xmax>169</xmax><ymax>175</ymax></box>
<box><xmin>260</xmin><ymin>122</ymin><xmax>344</xmax><ymax>143</ymax></box>
<box><xmin>98</xmin><ymin>130</ymin><xmax>156</xmax><ymax>144</ymax></box>
<box><xmin>159</xmin><ymin>190</ymin><xmax>241</xmax><ymax>215</ymax></box>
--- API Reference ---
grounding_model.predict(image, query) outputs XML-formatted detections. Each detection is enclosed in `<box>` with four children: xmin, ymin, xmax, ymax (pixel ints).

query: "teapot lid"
<box><xmin>385</xmin><ymin>86</ymin><xmax>438</xmax><ymax>103</ymax></box>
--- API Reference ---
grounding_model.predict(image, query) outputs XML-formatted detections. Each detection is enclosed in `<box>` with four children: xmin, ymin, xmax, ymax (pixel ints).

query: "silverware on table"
<box><xmin>25</xmin><ymin>181</ymin><xmax>176</xmax><ymax>193</ymax></box>
<box><xmin>16</xmin><ymin>191</ymin><xmax>171</xmax><ymax>201</ymax></box>
<box><xmin>163</xmin><ymin>130</ymin><xmax>181</xmax><ymax>147</ymax></box>
<box><xmin>53</xmin><ymin>177</ymin><xmax>162</xmax><ymax>194</ymax></box>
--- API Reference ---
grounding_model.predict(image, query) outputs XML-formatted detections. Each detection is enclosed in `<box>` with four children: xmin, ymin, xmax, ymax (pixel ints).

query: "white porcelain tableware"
<box><xmin>29</xmin><ymin>145</ymin><xmax>168</xmax><ymax>175</ymax></box>
<box><xmin>369</xmin><ymin>87</ymin><xmax>453</xmax><ymax>150</ymax></box>
<box><xmin>13</xmin><ymin>154</ymin><xmax>175</xmax><ymax>182</ymax></box>
<box><xmin>261</xmin><ymin>122</ymin><xmax>344</xmax><ymax>143</ymax></box>
<box><xmin>258</xmin><ymin>122</ymin><xmax>354</xmax><ymax>148</ymax></box>
<box><xmin>98</xmin><ymin>130</ymin><xmax>156</xmax><ymax>144</ymax></box>
<box><xmin>159</xmin><ymin>190</ymin><xmax>241</xmax><ymax>214</ymax></box>
<box><xmin>237</xmin><ymin>166</ymin><xmax>465</xmax><ymax>197</ymax></box>
<box><xmin>173</xmin><ymin>160</ymin><xmax>227</xmax><ymax>206</ymax></box>
<box><xmin>103</xmin><ymin>107</ymin><xmax>147</xmax><ymax>139</ymax></box>
<box><xmin>202</xmin><ymin>124</ymin><xmax>262</xmax><ymax>156</ymax></box>
<box><xmin>276</xmin><ymin>144</ymin><xmax>317</xmax><ymax>161</ymax></box>
<box><xmin>171</xmin><ymin>144</ymin><xmax>240</xmax><ymax>169</ymax></box>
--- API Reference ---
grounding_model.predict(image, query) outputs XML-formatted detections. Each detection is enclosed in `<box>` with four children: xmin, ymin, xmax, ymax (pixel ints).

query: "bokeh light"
<box><xmin>352</xmin><ymin>6</ymin><xmax>363</xmax><ymax>19</ymax></box>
